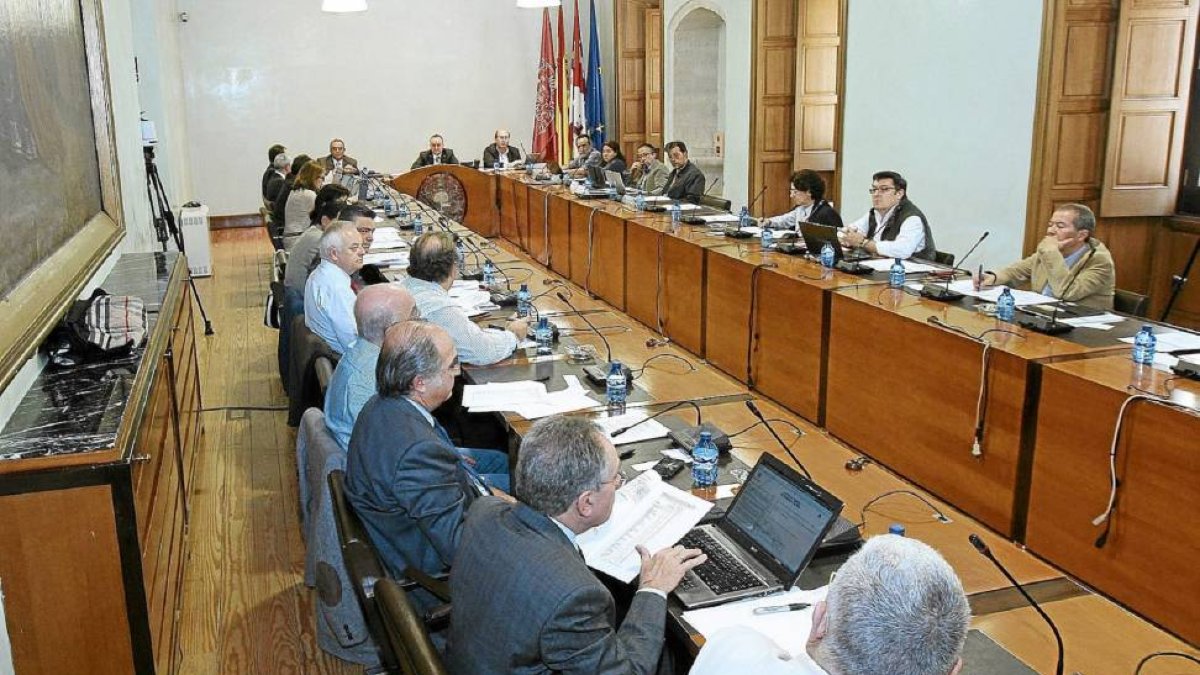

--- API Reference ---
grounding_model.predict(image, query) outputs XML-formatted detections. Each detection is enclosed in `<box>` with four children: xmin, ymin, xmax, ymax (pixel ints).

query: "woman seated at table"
<box><xmin>600</xmin><ymin>141</ymin><xmax>628</xmax><ymax>177</ymax></box>
<box><xmin>282</xmin><ymin>161</ymin><xmax>326</xmax><ymax>249</ymax></box>
<box><xmin>763</xmin><ymin>169</ymin><xmax>843</xmax><ymax>231</ymax></box>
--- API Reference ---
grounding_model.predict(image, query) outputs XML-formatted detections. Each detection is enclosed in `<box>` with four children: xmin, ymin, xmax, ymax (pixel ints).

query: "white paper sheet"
<box><xmin>577</xmin><ymin>471</ymin><xmax>713</xmax><ymax>582</ymax></box>
<box><xmin>697</xmin><ymin>214</ymin><xmax>741</xmax><ymax>223</ymax></box>
<box><xmin>944</xmin><ymin>280</ymin><xmax>1059</xmax><ymax>306</ymax></box>
<box><xmin>1060</xmin><ymin>312</ymin><xmax>1124</xmax><ymax>328</ymax></box>
<box><xmin>509</xmin><ymin>375</ymin><xmax>600</xmax><ymax>419</ymax></box>
<box><xmin>363</xmin><ymin>251</ymin><xmax>409</xmax><ymax>267</ymax></box>
<box><xmin>1120</xmin><ymin>329</ymin><xmax>1200</xmax><ymax>352</ymax></box>
<box><xmin>462</xmin><ymin>381</ymin><xmax>548</xmax><ymax>411</ymax></box>
<box><xmin>594</xmin><ymin>411</ymin><xmax>672</xmax><ymax>445</ymax></box>
<box><xmin>859</xmin><ymin>258</ymin><xmax>940</xmax><ymax>273</ymax></box>
<box><xmin>682</xmin><ymin>586</ymin><xmax>829</xmax><ymax>663</ymax></box>
<box><xmin>370</xmin><ymin>228</ymin><xmax>407</xmax><ymax>247</ymax></box>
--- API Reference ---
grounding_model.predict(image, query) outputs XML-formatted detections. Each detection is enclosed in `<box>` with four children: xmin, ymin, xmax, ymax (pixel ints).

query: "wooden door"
<box><xmin>645</xmin><ymin>7</ymin><xmax>664</xmax><ymax>151</ymax></box>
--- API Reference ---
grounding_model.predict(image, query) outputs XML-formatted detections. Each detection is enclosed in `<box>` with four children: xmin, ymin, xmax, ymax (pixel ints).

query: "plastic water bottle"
<box><xmin>820</xmin><ymin>242</ymin><xmax>836</xmax><ymax>268</ymax></box>
<box><xmin>739</xmin><ymin>206</ymin><xmax>753</xmax><ymax>231</ymax></box>
<box><xmin>455</xmin><ymin>239</ymin><xmax>467</xmax><ymax>273</ymax></box>
<box><xmin>413</xmin><ymin>214</ymin><xmax>424</xmax><ymax>236</ymax></box>
<box><xmin>691</xmin><ymin>431</ymin><xmax>719</xmax><ymax>487</ymax></box>
<box><xmin>493</xmin><ymin>162</ymin><xmax>501</xmax><ymax>172</ymax></box>
<box><xmin>670</xmin><ymin>201</ymin><xmax>682</xmax><ymax>226</ymax></box>
<box><xmin>482</xmin><ymin>259</ymin><xmax>496</xmax><ymax>288</ymax></box>
<box><xmin>1132</xmin><ymin>325</ymin><xmax>1157</xmax><ymax>365</ymax></box>
<box><xmin>398</xmin><ymin>200</ymin><xmax>409</xmax><ymax>224</ymax></box>
<box><xmin>761</xmin><ymin>226</ymin><xmax>774</xmax><ymax>250</ymax></box>
<box><xmin>888</xmin><ymin>258</ymin><xmax>905</xmax><ymax>288</ymax></box>
<box><xmin>888</xmin><ymin>523</ymin><xmax>906</xmax><ymax>536</ymax></box>
<box><xmin>535</xmin><ymin>317</ymin><xmax>553</xmax><ymax>355</ymax></box>
<box><xmin>996</xmin><ymin>287</ymin><xmax>1016</xmax><ymax>322</ymax></box>
<box><xmin>606</xmin><ymin>361</ymin><xmax>627</xmax><ymax>412</ymax></box>
<box><xmin>516</xmin><ymin>283</ymin><xmax>532</xmax><ymax>318</ymax></box>
<box><xmin>635</xmin><ymin>193</ymin><xmax>646</xmax><ymax>211</ymax></box>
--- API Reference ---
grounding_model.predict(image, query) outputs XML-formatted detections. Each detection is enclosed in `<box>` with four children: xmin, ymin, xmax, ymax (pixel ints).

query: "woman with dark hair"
<box><xmin>763</xmin><ymin>169</ymin><xmax>843</xmax><ymax>231</ymax></box>
<box><xmin>282</xmin><ymin>160</ymin><xmax>326</xmax><ymax>248</ymax></box>
<box><xmin>600</xmin><ymin>140</ymin><xmax>627</xmax><ymax>176</ymax></box>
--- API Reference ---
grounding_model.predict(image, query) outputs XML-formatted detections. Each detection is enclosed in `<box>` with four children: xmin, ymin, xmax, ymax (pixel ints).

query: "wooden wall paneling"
<box><xmin>1100</xmin><ymin>0</ymin><xmax>1200</xmax><ymax>217</ymax></box>
<box><xmin>547</xmin><ymin>191</ymin><xmax>573</xmax><ymax>278</ymax></box>
<box><xmin>645</xmin><ymin>7</ymin><xmax>664</xmax><ymax>151</ymax></box>
<box><xmin>751</xmin><ymin>268</ymin><xmax>826</xmax><ymax>423</ymax></box>
<box><xmin>568</xmin><ymin>201</ymin><xmax>595</xmax><ymax>287</ymax></box>
<box><xmin>499</xmin><ymin>177</ymin><xmax>518</xmax><ymax>243</ymax></box>
<box><xmin>751</xmin><ymin>0</ymin><xmax>799</xmax><ymax>218</ymax></box>
<box><xmin>624</xmin><ymin>223</ymin><xmax>662</xmax><ymax>330</ymax></box>
<box><xmin>793</xmin><ymin>0</ymin><xmax>843</xmax><ymax>190</ymax></box>
<box><xmin>590</xmin><ymin>211</ymin><xmax>628</xmax><ymax>310</ymax></box>
<box><xmin>661</xmin><ymin>235</ymin><xmax>705</xmax><ymax>354</ymax></box>
<box><xmin>703</xmin><ymin>252</ymin><xmax>754</xmax><ymax>382</ymax></box>
<box><xmin>615</xmin><ymin>0</ymin><xmax>656</xmax><ymax>160</ymax></box>
<box><xmin>513</xmin><ymin>181</ymin><xmax>530</xmax><ymax>252</ymax></box>
<box><xmin>527</xmin><ymin>189</ymin><xmax>549</xmax><ymax>265</ymax></box>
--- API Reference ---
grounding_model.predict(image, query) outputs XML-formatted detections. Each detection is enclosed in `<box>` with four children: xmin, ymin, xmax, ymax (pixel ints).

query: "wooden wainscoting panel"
<box><xmin>752</xmin><ymin>0</ymin><xmax>799</xmax><ymax>217</ymax></box>
<box><xmin>794</xmin><ymin>0</ymin><xmax>843</xmax><ymax>180</ymax></box>
<box><xmin>645</xmin><ymin>7</ymin><xmax>664</xmax><ymax>149</ymax></box>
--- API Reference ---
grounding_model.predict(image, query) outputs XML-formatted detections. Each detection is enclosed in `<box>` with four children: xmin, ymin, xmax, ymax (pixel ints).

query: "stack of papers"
<box><xmin>363</xmin><ymin>251</ymin><xmax>409</xmax><ymax>267</ymax></box>
<box><xmin>682</xmin><ymin>586</ymin><xmax>828</xmax><ymax>669</ymax></box>
<box><xmin>462</xmin><ymin>376</ymin><xmax>599</xmax><ymax>419</ymax></box>
<box><xmin>577</xmin><ymin>471</ymin><xmax>713</xmax><ymax>582</ymax></box>
<box><xmin>942</xmin><ymin>280</ymin><xmax>1059</xmax><ymax>306</ymax></box>
<box><xmin>370</xmin><ymin>227</ymin><xmax>407</xmax><ymax>248</ymax></box>
<box><xmin>860</xmin><ymin>258</ymin><xmax>940</xmax><ymax>274</ymax></box>
<box><xmin>697</xmin><ymin>214</ymin><xmax>741</xmax><ymax>224</ymax></box>
<box><xmin>593</xmin><ymin>411</ymin><xmax>672</xmax><ymax>445</ymax></box>
<box><xmin>1059</xmin><ymin>312</ymin><xmax>1124</xmax><ymax>330</ymax></box>
<box><xmin>447</xmin><ymin>281</ymin><xmax>493</xmax><ymax>317</ymax></box>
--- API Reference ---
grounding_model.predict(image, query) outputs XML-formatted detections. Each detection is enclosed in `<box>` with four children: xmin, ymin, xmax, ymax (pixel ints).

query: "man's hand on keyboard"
<box><xmin>636</xmin><ymin>544</ymin><xmax>707</xmax><ymax>594</ymax></box>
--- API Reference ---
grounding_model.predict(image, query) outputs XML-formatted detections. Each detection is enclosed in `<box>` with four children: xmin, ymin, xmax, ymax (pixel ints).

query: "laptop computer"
<box><xmin>798</xmin><ymin>222</ymin><xmax>873</xmax><ymax>272</ymax></box>
<box><xmin>673</xmin><ymin>454</ymin><xmax>843</xmax><ymax>609</ymax></box>
<box><xmin>605</xmin><ymin>170</ymin><xmax>628</xmax><ymax>196</ymax></box>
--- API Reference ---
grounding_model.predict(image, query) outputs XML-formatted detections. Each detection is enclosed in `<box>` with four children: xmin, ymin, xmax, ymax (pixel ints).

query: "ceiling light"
<box><xmin>322</xmin><ymin>0</ymin><xmax>367</xmax><ymax>13</ymax></box>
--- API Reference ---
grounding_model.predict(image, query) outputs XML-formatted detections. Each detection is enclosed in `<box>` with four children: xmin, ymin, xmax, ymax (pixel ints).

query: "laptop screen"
<box><xmin>723</xmin><ymin>457</ymin><xmax>840</xmax><ymax>578</ymax></box>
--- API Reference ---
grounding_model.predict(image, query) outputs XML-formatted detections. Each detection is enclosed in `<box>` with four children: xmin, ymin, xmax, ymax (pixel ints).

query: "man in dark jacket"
<box><xmin>661</xmin><ymin>140</ymin><xmax>706</xmax><ymax>203</ymax></box>
<box><xmin>411</xmin><ymin>134</ymin><xmax>460</xmax><ymax>169</ymax></box>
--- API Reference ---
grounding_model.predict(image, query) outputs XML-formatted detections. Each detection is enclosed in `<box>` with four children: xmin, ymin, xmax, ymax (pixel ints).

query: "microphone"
<box><xmin>554</xmin><ymin>291</ymin><xmax>633</xmax><ymax>387</ymax></box>
<box><xmin>747</xmin><ymin>184</ymin><xmax>768</xmax><ymax>217</ymax></box>
<box><xmin>920</xmin><ymin>231</ymin><xmax>990</xmax><ymax>301</ymax></box>
<box><xmin>725</xmin><ymin>185</ymin><xmax>769</xmax><ymax>239</ymax></box>
<box><xmin>609</xmin><ymin>400</ymin><xmax>702</xmax><ymax>438</ymax></box>
<box><xmin>703</xmin><ymin>176</ymin><xmax>723</xmax><ymax>198</ymax></box>
<box><xmin>1016</xmin><ymin>240</ymin><xmax>1097</xmax><ymax>335</ymax></box>
<box><xmin>745</xmin><ymin>400</ymin><xmax>811</xmax><ymax>479</ymax></box>
<box><xmin>969</xmin><ymin>534</ymin><xmax>1064</xmax><ymax>675</ymax></box>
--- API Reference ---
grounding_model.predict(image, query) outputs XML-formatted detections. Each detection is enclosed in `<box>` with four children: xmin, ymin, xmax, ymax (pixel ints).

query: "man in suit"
<box><xmin>628</xmin><ymin>143</ymin><xmax>670</xmax><ymax>194</ymax></box>
<box><xmin>482</xmin><ymin>129</ymin><xmax>522</xmax><ymax>168</ymax></box>
<box><xmin>974</xmin><ymin>203</ymin><xmax>1115</xmax><ymax>309</ymax></box>
<box><xmin>661</xmin><ymin>140</ymin><xmax>706</xmax><ymax>202</ymax></box>
<box><xmin>841</xmin><ymin>170</ymin><xmax>937</xmax><ymax>260</ymax></box>
<box><xmin>690</xmin><ymin>535</ymin><xmax>970</xmax><ymax>675</ymax></box>
<box><xmin>411</xmin><ymin>134</ymin><xmax>460</xmax><ymax>169</ymax></box>
<box><xmin>320</xmin><ymin>138</ymin><xmax>359</xmax><ymax>174</ymax></box>
<box><xmin>261</xmin><ymin>143</ymin><xmax>286</xmax><ymax>199</ymax></box>
<box><xmin>346</xmin><ymin>321</ymin><xmax>506</xmax><ymax>588</ymax></box>
<box><xmin>448</xmin><ymin>415</ymin><xmax>706</xmax><ymax>675</ymax></box>
<box><xmin>263</xmin><ymin>152</ymin><xmax>291</xmax><ymax>206</ymax></box>
<box><xmin>763</xmin><ymin>170</ymin><xmax>843</xmax><ymax>231</ymax></box>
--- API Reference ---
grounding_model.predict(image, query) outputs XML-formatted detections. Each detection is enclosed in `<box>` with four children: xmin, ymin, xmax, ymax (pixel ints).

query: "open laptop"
<box><xmin>798</xmin><ymin>222</ymin><xmax>873</xmax><ymax>272</ymax></box>
<box><xmin>673</xmin><ymin>454</ymin><xmax>843</xmax><ymax>609</ymax></box>
<box><xmin>605</xmin><ymin>170</ymin><xmax>628</xmax><ymax>196</ymax></box>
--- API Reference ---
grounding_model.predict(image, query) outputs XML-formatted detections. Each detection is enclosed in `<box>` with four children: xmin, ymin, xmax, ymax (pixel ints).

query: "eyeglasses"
<box><xmin>867</xmin><ymin>186</ymin><xmax>897</xmax><ymax>195</ymax></box>
<box><xmin>601</xmin><ymin>470</ymin><xmax>626</xmax><ymax>489</ymax></box>
<box><xmin>331</xmin><ymin>146</ymin><xmax>345</xmax><ymax>151</ymax></box>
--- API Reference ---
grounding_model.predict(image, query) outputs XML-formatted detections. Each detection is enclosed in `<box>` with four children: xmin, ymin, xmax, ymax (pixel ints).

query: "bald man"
<box><xmin>324</xmin><ymin>284</ymin><xmax>418</xmax><ymax>449</ymax></box>
<box><xmin>482</xmin><ymin>129</ymin><xmax>522</xmax><ymax>169</ymax></box>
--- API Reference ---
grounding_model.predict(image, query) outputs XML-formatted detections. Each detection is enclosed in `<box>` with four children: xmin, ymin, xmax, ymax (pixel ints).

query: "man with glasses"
<box><xmin>448</xmin><ymin>415</ymin><xmax>706</xmax><ymax>674</ymax></box>
<box><xmin>629</xmin><ymin>142</ymin><xmax>671</xmax><ymax>194</ymax></box>
<box><xmin>764</xmin><ymin>169</ymin><xmax>843</xmax><ymax>231</ymax></box>
<box><xmin>841</xmin><ymin>170</ymin><xmax>936</xmax><ymax>260</ymax></box>
<box><xmin>974</xmin><ymin>203</ymin><xmax>1115</xmax><ymax>309</ymax></box>
<box><xmin>321</xmin><ymin>138</ymin><xmax>359</xmax><ymax>175</ymax></box>
<box><xmin>482</xmin><ymin>129</ymin><xmax>523</xmax><ymax>168</ymax></box>
<box><xmin>412</xmin><ymin>134</ymin><xmax>460</xmax><ymax>169</ymax></box>
<box><xmin>346</xmin><ymin>322</ymin><xmax>511</xmax><ymax>606</ymax></box>
<box><xmin>304</xmin><ymin>221</ymin><xmax>365</xmax><ymax>355</ymax></box>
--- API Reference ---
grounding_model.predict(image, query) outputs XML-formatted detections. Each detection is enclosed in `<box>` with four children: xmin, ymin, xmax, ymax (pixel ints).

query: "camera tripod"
<box><xmin>145</xmin><ymin>145</ymin><xmax>214</xmax><ymax>335</ymax></box>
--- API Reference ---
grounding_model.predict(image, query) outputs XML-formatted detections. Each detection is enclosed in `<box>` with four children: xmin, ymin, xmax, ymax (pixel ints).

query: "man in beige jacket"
<box><xmin>975</xmin><ymin>203</ymin><xmax>1115</xmax><ymax>309</ymax></box>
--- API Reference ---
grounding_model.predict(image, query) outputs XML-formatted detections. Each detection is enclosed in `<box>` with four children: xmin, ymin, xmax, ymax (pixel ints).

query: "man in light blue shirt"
<box><xmin>304</xmin><ymin>221</ymin><xmax>364</xmax><ymax>355</ymax></box>
<box><xmin>324</xmin><ymin>283</ymin><xmax>417</xmax><ymax>449</ymax></box>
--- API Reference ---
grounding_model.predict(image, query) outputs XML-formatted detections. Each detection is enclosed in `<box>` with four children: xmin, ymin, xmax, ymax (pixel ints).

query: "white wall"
<box><xmin>663</xmin><ymin>0</ymin><xmax>751</xmax><ymax>209</ymax></box>
<box><xmin>840</xmin><ymin>0</ymin><xmax>1043</xmax><ymax>266</ymax></box>
<box><xmin>132</xmin><ymin>0</ymin><xmax>194</xmax><ymax>213</ymax></box>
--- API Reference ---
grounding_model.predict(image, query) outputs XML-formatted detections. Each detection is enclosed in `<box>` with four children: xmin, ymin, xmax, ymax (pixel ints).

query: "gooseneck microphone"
<box><xmin>609</xmin><ymin>400</ymin><xmax>702</xmax><ymax>438</ymax></box>
<box><xmin>726</xmin><ymin>185</ymin><xmax>769</xmax><ymax>239</ymax></box>
<box><xmin>920</xmin><ymin>231</ymin><xmax>990</xmax><ymax>301</ymax></box>
<box><xmin>746</xmin><ymin>184</ymin><xmax>769</xmax><ymax>217</ymax></box>
<box><xmin>554</xmin><ymin>291</ymin><xmax>634</xmax><ymax>386</ymax></box>
<box><xmin>969</xmin><ymin>534</ymin><xmax>1064</xmax><ymax>675</ymax></box>
<box><xmin>745</xmin><ymin>400</ymin><xmax>811</xmax><ymax>479</ymax></box>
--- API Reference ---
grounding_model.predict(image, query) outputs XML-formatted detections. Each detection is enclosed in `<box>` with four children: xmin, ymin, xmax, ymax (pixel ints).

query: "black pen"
<box><xmin>752</xmin><ymin>602</ymin><xmax>811</xmax><ymax>615</ymax></box>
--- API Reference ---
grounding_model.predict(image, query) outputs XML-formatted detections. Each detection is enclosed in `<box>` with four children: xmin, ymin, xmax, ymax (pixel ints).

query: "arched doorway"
<box><xmin>671</xmin><ymin>7</ymin><xmax>725</xmax><ymax>195</ymax></box>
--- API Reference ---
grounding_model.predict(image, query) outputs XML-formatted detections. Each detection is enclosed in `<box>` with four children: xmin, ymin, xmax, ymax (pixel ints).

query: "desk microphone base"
<box><xmin>668</xmin><ymin>423</ymin><xmax>733</xmax><ymax>454</ymax></box>
<box><xmin>919</xmin><ymin>284</ymin><xmax>965</xmax><ymax>301</ymax></box>
<box><xmin>583</xmin><ymin>364</ymin><xmax>634</xmax><ymax>389</ymax></box>
<box><xmin>1016</xmin><ymin>313</ymin><xmax>1074</xmax><ymax>335</ymax></box>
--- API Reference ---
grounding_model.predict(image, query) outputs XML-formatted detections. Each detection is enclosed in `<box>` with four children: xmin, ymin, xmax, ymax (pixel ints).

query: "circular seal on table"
<box><xmin>416</xmin><ymin>172</ymin><xmax>467</xmax><ymax>224</ymax></box>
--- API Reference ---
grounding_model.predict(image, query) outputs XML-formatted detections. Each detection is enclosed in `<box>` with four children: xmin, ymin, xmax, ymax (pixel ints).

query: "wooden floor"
<box><xmin>178</xmin><ymin>228</ymin><xmax>360</xmax><ymax>674</ymax></box>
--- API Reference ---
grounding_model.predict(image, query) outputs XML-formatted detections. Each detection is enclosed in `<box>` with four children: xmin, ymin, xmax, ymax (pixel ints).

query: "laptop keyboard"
<box><xmin>679</xmin><ymin>530</ymin><xmax>766</xmax><ymax>595</ymax></box>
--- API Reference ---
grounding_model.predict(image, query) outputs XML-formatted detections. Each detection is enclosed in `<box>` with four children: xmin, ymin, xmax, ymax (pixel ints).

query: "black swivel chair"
<box><xmin>931</xmin><ymin>250</ymin><xmax>956</xmax><ymax>267</ymax></box>
<box><xmin>1114</xmin><ymin>289</ymin><xmax>1149</xmax><ymax>318</ymax></box>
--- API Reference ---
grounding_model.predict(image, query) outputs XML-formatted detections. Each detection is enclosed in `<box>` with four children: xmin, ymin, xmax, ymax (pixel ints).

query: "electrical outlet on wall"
<box><xmin>713</xmin><ymin>132</ymin><xmax>723</xmax><ymax>157</ymax></box>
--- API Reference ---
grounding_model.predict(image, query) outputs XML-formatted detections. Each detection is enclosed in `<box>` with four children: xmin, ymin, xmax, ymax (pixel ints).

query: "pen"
<box><xmin>752</xmin><ymin>602</ymin><xmax>811</xmax><ymax>615</ymax></box>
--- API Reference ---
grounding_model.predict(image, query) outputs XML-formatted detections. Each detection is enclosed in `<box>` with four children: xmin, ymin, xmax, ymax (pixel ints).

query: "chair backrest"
<box><xmin>1114</xmin><ymin>288</ymin><xmax>1149</xmax><ymax>318</ymax></box>
<box><xmin>698</xmin><ymin>194</ymin><xmax>732</xmax><ymax>212</ymax></box>
<box><xmin>314</xmin><ymin>355</ymin><xmax>336</xmax><ymax>399</ymax></box>
<box><xmin>328</xmin><ymin>470</ymin><xmax>401</xmax><ymax>671</ymax></box>
<box><xmin>375</xmin><ymin>578</ymin><xmax>449</xmax><ymax>675</ymax></box>
<box><xmin>931</xmin><ymin>250</ymin><xmax>956</xmax><ymax>267</ymax></box>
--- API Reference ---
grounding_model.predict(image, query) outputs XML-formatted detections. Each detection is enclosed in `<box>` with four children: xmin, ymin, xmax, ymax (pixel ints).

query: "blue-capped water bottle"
<box><xmin>888</xmin><ymin>258</ymin><xmax>905</xmax><ymax>288</ymax></box>
<box><xmin>516</xmin><ymin>283</ymin><xmax>532</xmax><ymax>318</ymax></box>
<box><xmin>455</xmin><ymin>239</ymin><xmax>467</xmax><ymax>273</ymax></box>
<box><xmin>494</xmin><ymin>162</ymin><xmax>502</xmax><ymax>172</ymax></box>
<box><xmin>820</xmin><ymin>242</ymin><xmax>836</xmax><ymax>268</ymax></box>
<box><xmin>691</xmin><ymin>431</ymin><xmax>719</xmax><ymax>487</ymax></box>
<box><xmin>670</xmin><ymin>201</ymin><xmax>682</xmax><ymax>227</ymax></box>
<box><xmin>1132</xmin><ymin>325</ymin><xmax>1157</xmax><ymax>365</ymax></box>
<box><xmin>482</xmin><ymin>259</ymin><xmax>496</xmax><ymax>288</ymax></box>
<box><xmin>635</xmin><ymin>192</ymin><xmax>646</xmax><ymax>211</ymax></box>
<box><xmin>739</xmin><ymin>206</ymin><xmax>753</xmax><ymax>230</ymax></box>
<box><xmin>413</xmin><ymin>213</ymin><xmax>424</xmax><ymax>236</ymax></box>
<box><xmin>606</xmin><ymin>361</ymin><xmax>627</xmax><ymax>412</ymax></box>
<box><xmin>535</xmin><ymin>317</ymin><xmax>553</xmax><ymax>355</ymax></box>
<box><xmin>995</xmin><ymin>287</ymin><xmax>1016</xmax><ymax>322</ymax></box>
<box><xmin>397</xmin><ymin>200</ymin><xmax>409</xmax><ymax>224</ymax></box>
<box><xmin>761</xmin><ymin>225</ymin><xmax>774</xmax><ymax>250</ymax></box>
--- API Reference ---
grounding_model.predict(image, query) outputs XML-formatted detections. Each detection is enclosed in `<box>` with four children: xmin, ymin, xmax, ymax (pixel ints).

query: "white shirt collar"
<box><xmin>550</xmin><ymin>517</ymin><xmax>580</xmax><ymax>547</ymax></box>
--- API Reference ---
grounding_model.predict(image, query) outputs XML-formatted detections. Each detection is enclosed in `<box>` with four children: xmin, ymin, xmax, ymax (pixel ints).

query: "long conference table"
<box><xmin>390</xmin><ymin>164</ymin><xmax>1200</xmax><ymax>653</ymax></box>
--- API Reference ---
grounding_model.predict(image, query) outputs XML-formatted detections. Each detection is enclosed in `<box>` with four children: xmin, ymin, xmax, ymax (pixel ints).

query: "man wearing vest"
<box><xmin>841</xmin><ymin>170</ymin><xmax>937</xmax><ymax>261</ymax></box>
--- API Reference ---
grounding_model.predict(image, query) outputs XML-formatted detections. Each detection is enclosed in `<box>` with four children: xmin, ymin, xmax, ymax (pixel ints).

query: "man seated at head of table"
<box><xmin>660</xmin><ymin>140</ymin><xmax>707</xmax><ymax>203</ymax></box>
<box><xmin>565</xmin><ymin>135</ymin><xmax>603</xmax><ymax>178</ymax></box>
<box><xmin>974</xmin><ymin>203</ymin><xmax>1115</xmax><ymax>310</ymax></box>
<box><xmin>321</xmin><ymin>137</ymin><xmax>359</xmax><ymax>175</ymax></box>
<box><xmin>324</xmin><ymin>283</ymin><xmax>417</xmax><ymax>450</ymax></box>
<box><xmin>629</xmin><ymin>142</ymin><xmax>671</xmax><ymax>194</ymax></box>
<box><xmin>304</xmin><ymin>221</ymin><xmax>364</xmax><ymax>356</ymax></box>
<box><xmin>412</xmin><ymin>134</ymin><xmax>460</xmax><ymax>169</ymax></box>
<box><xmin>448</xmin><ymin>415</ymin><xmax>706</xmax><ymax>675</ymax></box>
<box><xmin>763</xmin><ymin>170</ymin><xmax>843</xmax><ymax>231</ymax></box>
<box><xmin>482</xmin><ymin>128</ymin><xmax>522</xmax><ymax>169</ymax></box>
<box><xmin>840</xmin><ymin>170</ymin><xmax>937</xmax><ymax>261</ymax></box>
<box><xmin>690</xmin><ymin>534</ymin><xmax>970</xmax><ymax>675</ymax></box>
<box><xmin>402</xmin><ymin>232</ymin><xmax>529</xmax><ymax>365</ymax></box>
<box><xmin>346</xmin><ymin>321</ymin><xmax>512</xmax><ymax>599</ymax></box>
